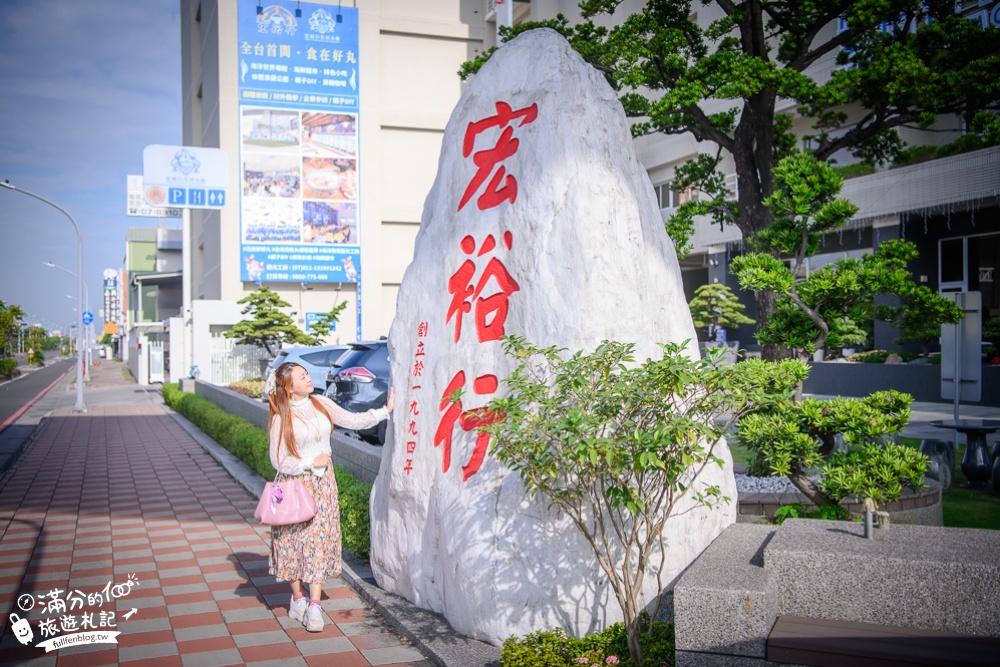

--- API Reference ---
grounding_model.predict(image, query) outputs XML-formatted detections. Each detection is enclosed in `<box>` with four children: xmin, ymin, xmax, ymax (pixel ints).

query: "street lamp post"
<box><xmin>50</xmin><ymin>262</ymin><xmax>92</xmax><ymax>382</ymax></box>
<box><xmin>2</xmin><ymin>180</ymin><xmax>86</xmax><ymax>412</ymax></box>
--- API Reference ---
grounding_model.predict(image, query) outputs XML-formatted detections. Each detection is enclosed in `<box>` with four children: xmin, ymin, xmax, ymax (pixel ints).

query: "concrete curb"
<box><xmin>162</xmin><ymin>402</ymin><xmax>502</xmax><ymax>667</ymax></box>
<box><xmin>0</xmin><ymin>417</ymin><xmax>47</xmax><ymax>478</ymax></box>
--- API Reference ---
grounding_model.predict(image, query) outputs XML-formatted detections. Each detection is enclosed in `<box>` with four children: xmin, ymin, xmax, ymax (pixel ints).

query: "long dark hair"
<box><xmin>268</xmin><ymin>362</ymin><xmax>333</xmax><ymax>459</ymax></box>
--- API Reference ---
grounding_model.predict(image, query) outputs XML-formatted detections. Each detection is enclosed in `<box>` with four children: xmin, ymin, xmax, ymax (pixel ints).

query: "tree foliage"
<box><xmin>687</xmin><ymin>283</ymin><xmax>754</xmax><ymax>342</ymax></box>
<box><xmin>731</xmin><ymin>153</ymin><xmax>957</xmax><ymax>359</ymax></box>
<box><xmin>484</xmin><ymin>336</ymin><xmax>798</xmax><ymax>665</ymax></box>
<box><xmin>0</xmin><ymin>301</ymin><xmax>26</xmax><ymax>358</ymax></box>
<box><xmin>224</xmin><ymin>286</ymin><xmax>311</xmax><ymax>357</ymax></box>
<box><xmin>732</xmin><ymin>362</ymin><xmax>925</xmax><ymax>508</ymax></box>
<box><xmin>307</xmin><ymin>301</ymin><xmax>349</xmax><ymax>345</ymax></box>
<box><xmin>460</xmin><ymin>2</ymin><xmax>1000</xmax><ymax>355</ymax></box>
<box><xmin>875</xmin><ymin>283</ymin><xmax>965</xmax><ymax>356</ymax></box>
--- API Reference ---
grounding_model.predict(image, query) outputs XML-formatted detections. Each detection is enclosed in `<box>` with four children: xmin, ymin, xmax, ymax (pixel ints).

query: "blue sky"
<box><xmin>0</xmin><ymin>0</ymin><xmax>182</xmax><ymax>337</ymax></box>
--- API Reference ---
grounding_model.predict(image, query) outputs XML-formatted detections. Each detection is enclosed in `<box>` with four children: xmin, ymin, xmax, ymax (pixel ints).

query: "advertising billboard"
<box><xmin>237</xmin><ymin>2</ymin><xmax>361</xmax><ymax>285</ymax></box>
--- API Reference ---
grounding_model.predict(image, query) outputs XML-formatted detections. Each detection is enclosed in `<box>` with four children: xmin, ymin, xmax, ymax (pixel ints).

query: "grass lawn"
<box><xmin>729</xmin><ymin>438</ymin><xmax>1000</xmax><ymax>530</ymax></box>
<box><xmin>728</xmin><ymin>442</ymin><xmax>756</xmax><ymax>468</ymax></box>
<box><xmin>939</xmin><ymin>443</ymin><xmax>1000</xmax><ymax>530</ymax></box>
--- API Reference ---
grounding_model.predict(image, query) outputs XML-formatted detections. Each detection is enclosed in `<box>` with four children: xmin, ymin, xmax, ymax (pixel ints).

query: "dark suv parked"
<box><xmin>324</xmin><ymin>339</ymin><xmax>390</xmax><ymax>444</ymax></box>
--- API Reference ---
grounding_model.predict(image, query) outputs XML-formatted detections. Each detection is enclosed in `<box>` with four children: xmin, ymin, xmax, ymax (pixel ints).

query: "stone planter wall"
<box><xmin>737</xmin><ymin>482</ymin><xmax>943</xmax><ymax>526</ymax></box>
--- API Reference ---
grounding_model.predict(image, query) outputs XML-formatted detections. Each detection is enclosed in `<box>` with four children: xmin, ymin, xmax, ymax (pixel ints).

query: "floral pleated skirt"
<box><xmin>268</xmin><ymin>471</ymin><xmax>342</xmax><ymax>583</ymax></box>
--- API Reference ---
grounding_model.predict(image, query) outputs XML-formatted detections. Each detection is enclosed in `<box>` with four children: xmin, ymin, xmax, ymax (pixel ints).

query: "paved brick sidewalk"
<box><xmin>0</xmin><ymin>364</ymin><xmax>431</xmax><ymax>666</ymax></box>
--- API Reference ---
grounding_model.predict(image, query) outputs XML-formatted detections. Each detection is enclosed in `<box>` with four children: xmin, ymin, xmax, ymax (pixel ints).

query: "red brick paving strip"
<box><xmin>0</xmin><ymin>383</ymin><xmax>431</xmax><ymax>667</ymax></box>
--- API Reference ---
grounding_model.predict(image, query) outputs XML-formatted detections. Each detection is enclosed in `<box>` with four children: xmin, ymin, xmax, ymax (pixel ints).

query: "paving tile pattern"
<box><xmin>0</xmin><ymin>376</ymin><xmax>431</xmax><ymax>667</ymax></box>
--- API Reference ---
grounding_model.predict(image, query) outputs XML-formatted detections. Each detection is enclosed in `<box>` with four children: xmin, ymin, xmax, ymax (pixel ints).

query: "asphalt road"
<box><xmin>0</xmin><ymin>359</ymin><xmax>74</xmax><ymax>430</ymax></box>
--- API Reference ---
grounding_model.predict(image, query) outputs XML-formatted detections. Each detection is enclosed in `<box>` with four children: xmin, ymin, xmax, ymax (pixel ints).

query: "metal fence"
<box><xmin>209</xmin><ymin>338</ymin><xmax>270</xmax><ymax>385</ymax></box>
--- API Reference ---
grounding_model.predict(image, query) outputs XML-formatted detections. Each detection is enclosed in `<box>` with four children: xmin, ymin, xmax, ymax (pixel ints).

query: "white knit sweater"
<box><xmin>269</xmin><ymin>395</ymin><xmax>388</xmax><ymax>477</ymax></box>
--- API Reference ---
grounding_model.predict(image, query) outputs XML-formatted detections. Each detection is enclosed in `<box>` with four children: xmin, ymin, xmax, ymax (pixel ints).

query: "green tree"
<box><xmin>484</xmin><ymin>337</ymin><xmax>795</xmax><ymax>666</ymax></box>
<box><xmin>306</xmin><ymin>301</ymin><xmax>348</xmax><ymax>345</ymax></box>
<box><xmin>224</xmin><ymin>286</ymin><xmax>311</xmax><ymax>357</ymax></box>
<box><xmin>734</xmin><ymin>376</ymin><xmax>925</xmax><ymax>508</ymax></box>
<box><xmin>0</xmin><ymin>301</ymin><xmax>26</xmax><ymax>358</ymax></box>
<box><xmin>461</xmin><ymin>1</ymin><xmax>1000</xmax><ymax>359</ymax></box>
<box><xmin>875</xmin><ymin>283</ymin><xmax>965</xmax><ymax>357</ymax></box>
<box><xmin>731</xmin><ymin>153</ymin><xmax>927</xmax><ymax>360</ymax></box>
<box><xmin>688</xmin><ymin>283</ymin><xmax>755</xmax><ymax>342</ymax></box>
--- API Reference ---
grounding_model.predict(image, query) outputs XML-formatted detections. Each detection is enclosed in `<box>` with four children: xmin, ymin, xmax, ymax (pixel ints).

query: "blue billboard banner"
<box><xmin>237</xmin><ymin>1</ymin><xmax>361</xmax><ymax>285</ymax></box>
<box><xmin>241</xmin><ymin>244</ymin><xmax>359</xmax><ymax>283</ymax></box>
<box><xmin>304</xmin><ymin>311</ymin><xmax>336</xmax><ymax>333</ymax></box>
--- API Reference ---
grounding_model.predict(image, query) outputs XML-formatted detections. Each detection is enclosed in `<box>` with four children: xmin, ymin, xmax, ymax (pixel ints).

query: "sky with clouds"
<box><xmin>0</xmin><ymin>0</ymin><xmax>182</xmax><ymax>337</ymax></box>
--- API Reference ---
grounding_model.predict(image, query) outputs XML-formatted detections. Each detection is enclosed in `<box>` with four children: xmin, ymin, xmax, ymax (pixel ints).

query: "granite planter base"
<box><xmin>737</xmin><ymin>482</ymin><xmax>942</xmax><ymax>526</ymax></box>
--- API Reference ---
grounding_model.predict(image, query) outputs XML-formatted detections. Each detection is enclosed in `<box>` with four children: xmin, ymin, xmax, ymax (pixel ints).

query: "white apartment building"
<box><xmin>168</xmin><ymin>0</ymin><xmax>997</xmax><ymax>383</ymax></box>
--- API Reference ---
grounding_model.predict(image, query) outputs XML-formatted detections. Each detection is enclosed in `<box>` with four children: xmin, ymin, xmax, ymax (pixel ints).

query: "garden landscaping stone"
<box><xmin>370</xmin><ymin>27</ymin><xmax>737</xmax><ymax>646</ymax></box>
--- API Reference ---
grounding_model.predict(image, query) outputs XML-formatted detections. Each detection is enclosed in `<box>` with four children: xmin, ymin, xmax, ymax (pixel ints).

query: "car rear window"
<box><xmin>334</xmin><ymin>348</ymin><xmax>368</xmax><ymax>370</ymax></box>
<box><xmin>365</xmin><ymin>346</ymin><xmax>390</xmax><ymax>375</ymax></box>
<box><xmin>300</xmin><ymin>350</ymin><xmax>330</xmax><ymax>365</ymax></box>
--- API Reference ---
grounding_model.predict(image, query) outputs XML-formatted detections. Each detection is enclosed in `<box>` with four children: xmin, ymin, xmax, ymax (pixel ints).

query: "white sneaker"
<box><xmin>305</xmin><ymin>603</ymin><xmax>324</xmax><ymax>632</ymax></box>
<box><xmin>288</xmin><ymin>595</ymin><xmax>308</xmax><ymax>623</ymax></box>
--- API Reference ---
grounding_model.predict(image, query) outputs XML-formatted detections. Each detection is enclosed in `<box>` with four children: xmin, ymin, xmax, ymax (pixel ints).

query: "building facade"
<box><xmin>178</xmin><ymin>0</ymin><xmax>499</xmax><ymax>380</ymax></box>
<box><xmin>176</xmin><ymin>0</ymin><xmax>999</xmax><ymax>380</ymax></box>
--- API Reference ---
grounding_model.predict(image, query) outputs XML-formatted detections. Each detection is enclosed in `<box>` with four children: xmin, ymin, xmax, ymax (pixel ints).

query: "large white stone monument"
<box><xmin>370</xmin><ymin>28</ymin><xmax>736</xmax><ymax>645</ymax></box>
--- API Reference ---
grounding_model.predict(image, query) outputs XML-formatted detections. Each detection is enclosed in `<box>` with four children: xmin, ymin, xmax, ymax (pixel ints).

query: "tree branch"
<box><xmin>684</xmin><ymin>104</ymin><xmax>736</xmax><ymax>153</ymax></box>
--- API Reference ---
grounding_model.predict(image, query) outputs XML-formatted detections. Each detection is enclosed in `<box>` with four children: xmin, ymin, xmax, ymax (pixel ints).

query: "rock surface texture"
<box><xmin>370</xmin><ymin>28</ymin><xmax>736</xmax><ymax>645</ymax></box>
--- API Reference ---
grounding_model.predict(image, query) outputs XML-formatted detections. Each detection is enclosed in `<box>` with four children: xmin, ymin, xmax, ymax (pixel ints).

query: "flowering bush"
<box><xmin>499</xmin><ymin>612</ymin><xmax>673</xmax><ymax>666</ymax></box>
<box><xmin>226</xmin><ymin>379</ymin><xmax>265</xmax><ymax>397</ymax></box>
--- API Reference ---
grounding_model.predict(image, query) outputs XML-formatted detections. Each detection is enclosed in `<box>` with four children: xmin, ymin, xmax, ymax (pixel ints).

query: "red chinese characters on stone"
<box><xmin>433</xmin><ymin>371</ymin><xmax>503</xmax><ymax>482</ymax></box>
<box><xmin>458</xmin><ymin>101</ymin><xmax>538</xmax><ymax>212</ymax></box>
<box><xmin>446</xmin><ymin>232</ymin><xmax>520</xmax><ymax>344</ymax></box>
<box><xmin>404</xmin><ymin>321</ymin><xmax>430</xmax><ymax>476</ymax></box>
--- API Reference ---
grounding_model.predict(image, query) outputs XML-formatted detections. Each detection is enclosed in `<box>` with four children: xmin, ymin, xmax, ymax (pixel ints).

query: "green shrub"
<box><xmin>0</xmin><ymin>357</ymin><xmax>17</xmax><ymax>378</ymax></box>
<box><xmin>335</xmin><ymin>467</ymin><xmax>372</xmax><ymax>556</ymax></box>
<box><xmin>831</xmin><ymin>162</ymin><xmax>876</xmax><ymax>180</ymax></box>
<box><xmin>500</xmin><ymin>614</ymin><xmax>673</xmax><ymax>667</ymax></box>
<box><xmin>847</xmin><ymin>349</ymin><xmax>919</xmax><ymax>364</ymax></box>
<box><xmin>773</xmin><ymin>503</ymin><xmax>849</xmax><ymax>525</ymax></box>
<box><xmin>890</xmin><ymin>145</ymin><xmax>937</xmax><ymax>168</ymax></box>
<box><xmin>161</xmin><ymin>383</ymin><xmax>372</xmax><ymax>556</ymax></box>
<box><xmin>227</xmin><ymin>379</ymin><xmax>265</xmax><ymax>397</ymax></box>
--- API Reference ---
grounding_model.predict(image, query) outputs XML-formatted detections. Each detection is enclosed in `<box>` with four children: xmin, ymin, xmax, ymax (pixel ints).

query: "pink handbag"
<box><xmin>254</xmin><ymin>458</ymin><xmax>317</xmax><ymax>526</ymax></box>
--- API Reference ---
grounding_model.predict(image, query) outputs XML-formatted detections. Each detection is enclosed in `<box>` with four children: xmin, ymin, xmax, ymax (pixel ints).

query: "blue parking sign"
<box><xmin>143</xmin><ymin>145</ymin><xmax>228</xmax><ymax>210</ymax></box>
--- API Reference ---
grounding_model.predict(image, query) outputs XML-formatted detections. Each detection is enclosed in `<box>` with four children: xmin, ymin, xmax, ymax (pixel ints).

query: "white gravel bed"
<box><xmin>734</xmin><ymin>473</ymin><xmax>801</xmax><ymax>494</ymax></box>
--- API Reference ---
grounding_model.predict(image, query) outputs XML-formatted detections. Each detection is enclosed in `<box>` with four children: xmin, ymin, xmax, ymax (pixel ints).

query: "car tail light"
<box><xmin>340</xmin><ymin>367</ymin><xmax>375</xmax><ymax>382</ymax></box>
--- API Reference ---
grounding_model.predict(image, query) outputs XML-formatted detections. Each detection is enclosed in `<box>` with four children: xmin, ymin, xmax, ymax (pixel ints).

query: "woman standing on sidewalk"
<box><xmin>264</xmin><ymin>362</ymin><xmax>394</xmax><ymax>632</ymax></box>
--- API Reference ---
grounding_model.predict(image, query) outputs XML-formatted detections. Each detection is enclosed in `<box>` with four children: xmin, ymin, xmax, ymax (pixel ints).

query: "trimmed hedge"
<box><xmin>161</xmin><ymin>383</ymin><xmax>372</xmax><ymax>556</ymax></box>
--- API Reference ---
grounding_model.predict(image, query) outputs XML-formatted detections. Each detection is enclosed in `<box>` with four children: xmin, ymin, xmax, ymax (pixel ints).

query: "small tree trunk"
<box><xmin>817</xmin><ymin>432</ymin><xmax>838</xmax><ymax>457</ymax></box>
<box><xmin>753</xmin><ymin>290</ymin><xmax>783</xmax><ymax>361</ymax></box>
<box><xmin>625</xmin><ymin>613</ymin><xmax>644</xmax><ymax>667</ymax></box>
<box><xmin>787</xmin><ymin>467</ymin><xmax>835</xmax><ymax>508</ymax></box>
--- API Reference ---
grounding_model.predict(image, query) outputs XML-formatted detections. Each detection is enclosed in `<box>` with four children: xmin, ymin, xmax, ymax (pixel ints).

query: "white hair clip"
<box><xmin>264</xmin><ymin>368</ymin><xmax>278</xmax><ymax>395</ymax></box>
